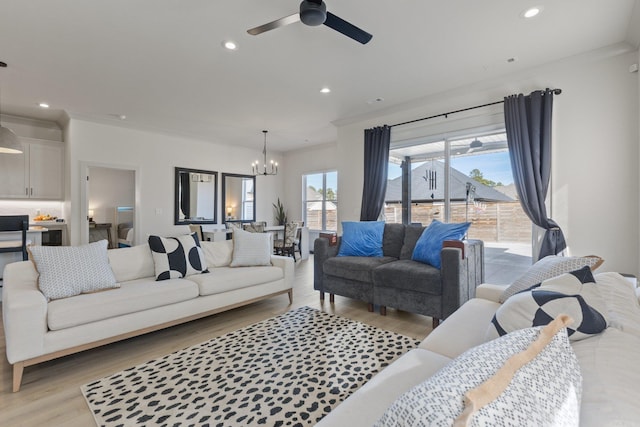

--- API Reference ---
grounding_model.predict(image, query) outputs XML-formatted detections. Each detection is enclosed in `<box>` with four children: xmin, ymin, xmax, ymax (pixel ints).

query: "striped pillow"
<box><xmin>230</xmin><ymin>228</ymin><xmax>272</xmax><ymax>267</ymax></box>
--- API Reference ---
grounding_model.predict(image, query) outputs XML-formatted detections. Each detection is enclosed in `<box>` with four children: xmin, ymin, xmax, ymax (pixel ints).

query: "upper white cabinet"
<box><xmin>0</xmin><ymin>138</ymin><xmax>64</xmax><ymax>200</ymax></box>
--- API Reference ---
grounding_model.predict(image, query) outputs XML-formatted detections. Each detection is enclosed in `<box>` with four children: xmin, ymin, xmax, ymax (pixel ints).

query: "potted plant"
<box><xmin>273</xmin><ymin>198</ymin><xmax>288</xmax><ymax>226</ymax></box>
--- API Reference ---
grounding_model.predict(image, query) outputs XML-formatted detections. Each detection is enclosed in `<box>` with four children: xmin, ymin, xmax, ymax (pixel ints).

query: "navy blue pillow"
<box><xmin>337</xmin><ymin>221</ymin><xmax>385</xmax><ymax>257</ymax></box>
<box><xmin>411</xmin><ymin>220</ymin><xmax>470</xmax><ymax>268</ymax></box>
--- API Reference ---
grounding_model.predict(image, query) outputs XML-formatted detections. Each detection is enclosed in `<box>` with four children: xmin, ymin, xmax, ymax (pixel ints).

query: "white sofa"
<box><xmin>2</xmin><ymin>240</ymin><xmax>294</xmax><ymax>392</ymax></box>
<box><xmin>318</xmin><ymin>272</ymin><xmax>640</xmax><ymax>426</ymax></box>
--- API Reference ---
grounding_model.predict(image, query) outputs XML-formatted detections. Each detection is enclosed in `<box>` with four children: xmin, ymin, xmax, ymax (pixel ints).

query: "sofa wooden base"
<box><xmin>11</xmin><ymin>288</ymin><xmax>293</xmax><ymax>392</ymax></box>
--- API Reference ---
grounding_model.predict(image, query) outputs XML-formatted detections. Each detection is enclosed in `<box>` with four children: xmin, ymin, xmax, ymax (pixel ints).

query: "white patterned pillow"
<box><xmin>376</xmin><ymin>317</ymin><xmax>582</xmax><ymax>427</ymax></box>
<box><xmin>29</xmin><ymin>240</ymin><xmax>118</xmax><ymax>301</ymax></box>
<box><xmin>488</xmin><ymin>266</ymin><xmax>609</xmax><ymax>342</ymax></box>
<box><xmin>230</xmin><ymin>228</ymin><xmax>272</xmax><ymax>267</ymax></box>
<box><xmin>500</xmin><ymin>255</ymin><xmax>603</xmax><ymax>302</ymax></box>
<box><xmin>148</xmin><ymin>233</ymin><xmax>208</xmax><ymax>280</ymax></box>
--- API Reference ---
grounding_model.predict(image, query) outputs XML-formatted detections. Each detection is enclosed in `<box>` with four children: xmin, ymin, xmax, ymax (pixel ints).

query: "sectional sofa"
<box><xmin>317</xmin><ymin>272</ymin><xmax>640</xmax><ymax>426</ymax></box>
<box><xmin>2</xmin><ymin>239</ymin><xmax>294</xmax><ymax>392</ymax></box>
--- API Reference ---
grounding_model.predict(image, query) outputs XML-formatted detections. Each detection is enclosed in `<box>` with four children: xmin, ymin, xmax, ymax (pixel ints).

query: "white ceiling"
<box><xmin>0</xmin><ymin>0</ymin><xmax>638</xmax><ymax>152</ymax></box>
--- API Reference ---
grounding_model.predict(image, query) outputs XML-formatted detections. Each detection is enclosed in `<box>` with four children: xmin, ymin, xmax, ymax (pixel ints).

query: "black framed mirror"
<box><xmin>222</xmin><ymin>173</ymin><xmax>256</xmax><ymax>224</ymax></box>
<box><xmin>174</xmin><ymin>167</ymin><xmax>218</xmax><ymax>225</ymax></box>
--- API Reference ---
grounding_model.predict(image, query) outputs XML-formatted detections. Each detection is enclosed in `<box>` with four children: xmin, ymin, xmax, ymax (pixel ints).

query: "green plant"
<box><xmin>273</xmin><ymin>198</ymin><xmax>288</xmax><ymax>225</ymax></box>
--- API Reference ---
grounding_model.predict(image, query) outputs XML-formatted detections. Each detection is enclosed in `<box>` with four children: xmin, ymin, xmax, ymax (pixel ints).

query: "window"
<box><xmin>241</xmin><ymin>178</ymin><xmax>254</xmax><ymax>221</ymax></box>
<box><xmin>303</xmin><ymin>171</ymin><xmax>338</xmax><ymax>231</ymax></box>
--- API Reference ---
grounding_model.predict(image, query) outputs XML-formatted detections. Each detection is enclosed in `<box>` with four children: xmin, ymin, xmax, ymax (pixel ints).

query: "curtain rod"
<box><xmin>389</xmin><ymin>88</ymin><xmax>562</xmax><ymax>128</ymax></box>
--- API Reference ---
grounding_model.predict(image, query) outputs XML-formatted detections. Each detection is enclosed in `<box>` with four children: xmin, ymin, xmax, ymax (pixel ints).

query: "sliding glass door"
<box><xmin>385</xmin><ymin>128</ymin><xmax>532</xmax><ymax>283</ymax></box>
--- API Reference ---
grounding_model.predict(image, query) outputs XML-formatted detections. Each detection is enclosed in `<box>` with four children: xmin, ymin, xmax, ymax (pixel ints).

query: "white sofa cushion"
<box><xmin>47</xmin><ymin>278</ymin><xmax>199</xmax><ymax>330</ymax></box>
<box><xmin>572</xmin><ymin>327</ymin><xmax>640</xmax><ymax>426</ymax></box>
<box><xmin>593</xmin><ymin>272</ymin><xmax>640</xmax><ymax>337</ymax></box>
<box><xmin>30</xmin><ymin>240</ymin><xmax>117</xmax><ymax>301</ymax></box>
<box><xmin>376</xmin><ymin>317</ymin><xmax>582</xmax><ymax>427</ymax></box>
<box><xmin>107</xmin><ymin>244</ymin><xmax>155</xmax><ymax>282</ymax></box>
<box><xmin>419</xmin><ymin>298</ymin><xmax>501</xmax><ymax>359</ymax></box>
<box><xmin>201</xmin><ymin>240</ymin><xmax>233</xmax><ymax>267</ymax></box>
<box><xmin>187</xmin><ymin>265</ymin><xmax>284</xmax><ymax>295</ymax></box>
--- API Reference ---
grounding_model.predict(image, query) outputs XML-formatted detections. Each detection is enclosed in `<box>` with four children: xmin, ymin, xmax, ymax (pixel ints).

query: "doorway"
<box><xmin>81</xmin><ymin>163</ymin><xmax>138</xmax><ymax>248</ymax></box>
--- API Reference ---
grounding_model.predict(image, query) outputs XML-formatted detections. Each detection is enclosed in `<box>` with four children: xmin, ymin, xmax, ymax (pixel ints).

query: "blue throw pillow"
<box><xmin>412</xmin><ymin>220</ymin><xmax>470</xmax><ymax>268</ymax></box>
<box><xmin>337</xmin><ymin>221</ymin><xmax>385</xmax><ymax>257</ymax></box>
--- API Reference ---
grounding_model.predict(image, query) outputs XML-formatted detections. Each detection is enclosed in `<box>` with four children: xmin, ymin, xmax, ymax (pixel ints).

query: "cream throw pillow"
<box><xmin>230</xmin><ymin>228</ymin><xmax>272</xmax><ymax>267</ymax></box>
<box><xmin>29</xmin><ymin>239</ymin><xmax>118</xmax><ymax>301</ymax></box>
<box><xmin>201</xmin><ymin>240</ymin><xmax>233</xmax><ymax>267</ymax></box>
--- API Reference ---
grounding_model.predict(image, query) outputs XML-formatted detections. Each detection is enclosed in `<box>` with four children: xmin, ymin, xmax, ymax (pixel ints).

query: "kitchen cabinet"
<box><xmin>0</xmin><ymin>138</ymin><xmax>64</xmax><ymax>199</ymax></box>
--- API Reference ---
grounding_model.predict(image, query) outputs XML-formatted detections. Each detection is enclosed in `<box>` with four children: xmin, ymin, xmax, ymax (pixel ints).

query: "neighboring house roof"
<box><xmin>493</xmin><ymin>183</ymin><xmax>520</xmax><ymax>200</ymax></box>
<box><xmin>385</xmin><ymin>161</ymin><xmax>513</xmax><ymax>203</ymax></box>
<box><xmin>306</xmin><ymin>187</ymin><xmax>337</xmax><ymax>210</ymax></box>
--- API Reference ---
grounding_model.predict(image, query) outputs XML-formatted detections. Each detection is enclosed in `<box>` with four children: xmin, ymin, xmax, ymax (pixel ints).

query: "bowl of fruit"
<box><xmin>34</xmin><ymin>214</ymin><xmax>57</xmax><ymax>221</ymax></box>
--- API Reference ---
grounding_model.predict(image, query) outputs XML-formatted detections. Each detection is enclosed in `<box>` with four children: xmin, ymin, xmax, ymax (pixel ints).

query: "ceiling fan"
<box><xmin>247</xmin><ymin>0</ymin><xmax>372</xmax><ymax>45</ymax></box>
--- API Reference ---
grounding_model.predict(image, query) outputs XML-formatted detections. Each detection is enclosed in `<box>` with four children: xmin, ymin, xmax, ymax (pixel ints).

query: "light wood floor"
<box><xmin>0</xmin><ymin>256</ymin><xmax>434</xmax><ymax>427</ymax></box>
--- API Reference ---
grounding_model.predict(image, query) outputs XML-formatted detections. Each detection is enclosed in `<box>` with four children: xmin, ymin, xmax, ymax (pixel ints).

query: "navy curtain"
<box><xmin>180</xmin><ymin>172</ymin><xmax>191</xmax><ymax>219</ymax></box>
<box><xmin>504</xmin><ymin>89</ymin><xmax>566</xmax><ymax>260</ymax></box>
<box><xmin>360</xmin><ymin>125</ymin><xmax>391</xmax><ymax>221</ymax></box>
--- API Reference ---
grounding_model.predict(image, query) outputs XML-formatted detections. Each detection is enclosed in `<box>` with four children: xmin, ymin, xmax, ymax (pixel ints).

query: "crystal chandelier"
<box><xmin>251</xmin><ymin>130</ymin><xmax>278</xmax><ymax>176</ymax></box>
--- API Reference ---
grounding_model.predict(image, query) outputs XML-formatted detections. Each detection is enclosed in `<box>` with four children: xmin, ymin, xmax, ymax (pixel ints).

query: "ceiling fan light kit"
<box><xmin>247</xmin><ymin>0</ymin><xmax>372</xmax><ymax>45</ymax></box>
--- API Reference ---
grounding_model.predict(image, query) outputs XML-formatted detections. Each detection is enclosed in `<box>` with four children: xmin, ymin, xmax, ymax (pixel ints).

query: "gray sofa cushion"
<box><xmin>372</xmin><ymin>259</ymin><xmax>442</xmax><ymax>295</ymax></box>
<box><xmin>324</xmin><ymin>256</ymin><xmax>397</xmax><ymax>283</ymax></box>
<box><xmin>399</xmin><ymin>225</ymin><xmax>426</xmax><ymax>260</ymax></box>
<box><xmin>383</xmin><ymin>223</ymin><xmax>406</xmax><ymax>258</ymax></box>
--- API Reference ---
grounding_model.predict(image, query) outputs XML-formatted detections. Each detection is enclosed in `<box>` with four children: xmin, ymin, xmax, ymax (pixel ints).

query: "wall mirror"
<box><xmin>222</xmin><ymin>173</ymin><xmax>256</xmax><ymax>223</ymax></box>
<box><xmin>174</xmin><ymin>167</ymin><xmax>218</xmax><ymax>225</ymax></box>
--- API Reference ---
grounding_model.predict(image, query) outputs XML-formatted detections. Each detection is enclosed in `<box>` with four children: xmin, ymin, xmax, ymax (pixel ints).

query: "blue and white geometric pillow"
<box><xmin>148</xmin><ymin>233</ymin><xmax>208</xmax><ymax>281</ymax></box>
<box><xmin>488</xmin><ymin>266</ymin><xmax>609</xmax><ymax>341</ymax></box>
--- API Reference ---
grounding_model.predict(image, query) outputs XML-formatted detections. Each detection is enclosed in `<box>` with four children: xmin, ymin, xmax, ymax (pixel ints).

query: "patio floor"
<box><xmin>483</xmin><ymin>241</ymin><xmax>532</xmax><ymax>285</ymax></box>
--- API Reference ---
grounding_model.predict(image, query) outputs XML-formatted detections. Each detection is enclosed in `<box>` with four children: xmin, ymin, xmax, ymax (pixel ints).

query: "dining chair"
<box><xmin>0</xmin><ymin>215</ymin><xmax>29</xmax><ymax>262</ymax></box>
<box><xmin>292</xmin><ymin>221</ymin><xmax>304</xmax><ymax>258</ymax></box>
<box><xmin>188</xmin><ymin>224</ymin><xmax>204</xmax><ymax>241</ymax></box>
<box><xmin>273</xmin><ymin>222</ymin><xmax>298</xmax><ymax>261</ymax></box>
<box><xmin>243</xmin><ymin>221</ymin><xmax>266</xmax><ymax>233</ymax></box>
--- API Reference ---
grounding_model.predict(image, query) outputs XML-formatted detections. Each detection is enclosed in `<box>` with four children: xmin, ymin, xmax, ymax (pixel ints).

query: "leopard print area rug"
<box><xmin>81</xmin><ymin>306</ymin><xmax>420</xmax><ymax>427</ymax></box>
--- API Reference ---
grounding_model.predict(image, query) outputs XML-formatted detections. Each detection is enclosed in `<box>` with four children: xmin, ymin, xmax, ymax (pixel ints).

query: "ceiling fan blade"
<box><xmin>323</xmin><ymin>11</ymin><xmax>372</xmax><ymax>44</ymax></box>
<box><xmin>247</xmin><ymin>13</ymin><xmax>300</xmax><ymax>36</ymax></box>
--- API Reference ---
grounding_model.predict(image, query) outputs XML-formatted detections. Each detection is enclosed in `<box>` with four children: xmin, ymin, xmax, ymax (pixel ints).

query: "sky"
<box><xmin>387</xmin><ymin>151</ymin><xmax>515</xmax><ymax>185</ymax></box>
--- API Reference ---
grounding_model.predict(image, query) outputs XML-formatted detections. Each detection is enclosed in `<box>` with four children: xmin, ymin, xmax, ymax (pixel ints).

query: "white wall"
<box><xmin>282</xmin><ymin>142</ymin><xmax>338</xmax><ymax>223</ymax></box>
<box><xmin>286</xmin><ymin>44</ymin><xmax>640</xmax><ymax>276</ymax></box>
<box><xmin>65</xmin><ymin>119</ymin><xmax>285</xmax><ymax>245</ymax></box>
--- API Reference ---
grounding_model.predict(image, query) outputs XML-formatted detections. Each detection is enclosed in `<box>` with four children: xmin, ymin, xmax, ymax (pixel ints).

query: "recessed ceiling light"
<box><xmin>118</xmin><ymin>114</ymin><xmax>127</xmax><ymax>120</ymax></box>
<box><xmin>320</xmin><ymin>87</ymin><xmax>331</xmax><ymax>94</ymax></box>
<box><xmin>222</xmin><ymin>40</ymin><xmax>237</xmax><ymax>50</ymax></box>
<box><xmin>38</xmin><ymin>102</ymin><xmax>50</xmax><ymax>108</ymax></box>
<box><xmin>522</xmin><ymin>6</ymin><xmax>542</xmax><ymax>18</ymax></box>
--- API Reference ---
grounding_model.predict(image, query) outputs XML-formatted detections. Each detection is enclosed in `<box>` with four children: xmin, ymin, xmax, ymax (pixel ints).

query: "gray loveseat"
<box><xmin>314</xmin><ymin>223</ymin><xmax>484</xmax><ymax>327</ymax></box>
